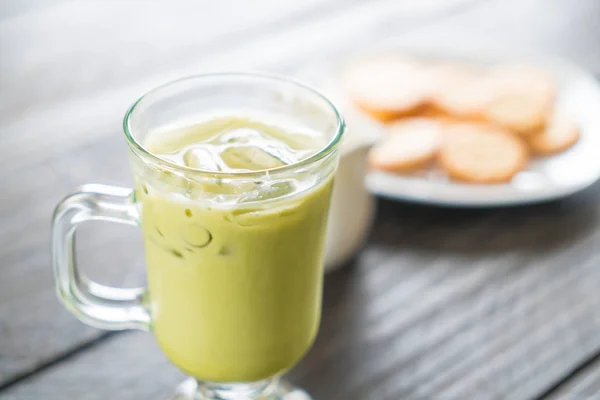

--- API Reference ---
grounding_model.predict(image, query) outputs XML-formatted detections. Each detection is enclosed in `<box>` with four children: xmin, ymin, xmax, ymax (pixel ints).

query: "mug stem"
<box><xmin>170</xmin><ymin>377</ymin><xmax>311</xmax><ymax>400</ymax></box>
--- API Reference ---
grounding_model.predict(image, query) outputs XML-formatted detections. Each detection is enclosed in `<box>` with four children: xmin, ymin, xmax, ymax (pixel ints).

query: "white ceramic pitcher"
<box><xmin>323</xmin><ymin>111</ymin><xmax>383</xmax><ymax>272</ymax></box>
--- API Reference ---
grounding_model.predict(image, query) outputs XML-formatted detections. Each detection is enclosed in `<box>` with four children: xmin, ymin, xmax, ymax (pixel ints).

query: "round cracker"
<box><xmin>439</xmin><ymin>123</ymin><xmax>528</xmax><ymax>183</ymax></box>
<box><xmin>369</xmin><ymin>118</ymin><xmax>442</xmax><ymax>172</ymax></box>
<box><xmin>527</xmin><ymin>112</ymin><xmax>580</xmax><ymax>155</ymax></box>
<box><xmin>343</xmin><ymin>56</ymin><xmax>430</xmax><ymax>121</ymax></box>
<box><xmin>483</xmin><ymin>65</ymin><xmax>556</xmax><ymax>135</ymax></box>
<box><xmin>368</xmin><ymin>118</ymin><xmax>443</xmax><ymax>172</ymax></box>
<box><xmin>428</xmin><ymin>62</ymin><xmax>494</xmax><ymax>118</ymax></box>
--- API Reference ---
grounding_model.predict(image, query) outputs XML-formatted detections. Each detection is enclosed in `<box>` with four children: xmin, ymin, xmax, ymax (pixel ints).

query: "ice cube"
<box><xmin>183</xmin><ymin>148</ymin><xmax>221</xmax><ymax>171</ymax></box>
<box><xmin>239</xmin><ymin>181</ymin><xmax>295</xmax><ymax>203</ymax></box>
<box><xmin>269</xmin><ymin>130</ymin><xmax>322</xmax><ymax>150</ymax></box>
<box><xmin>220</xmin><ymin>146</ymin><xmax>286</xmax><ymax>171</ymax></box>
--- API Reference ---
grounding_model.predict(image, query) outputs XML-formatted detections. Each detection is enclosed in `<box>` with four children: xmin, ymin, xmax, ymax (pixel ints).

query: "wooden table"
<box><xmin>2</xmin><ymin>0</ymin><xmax>600</xmax><ymax>398</ymax></box>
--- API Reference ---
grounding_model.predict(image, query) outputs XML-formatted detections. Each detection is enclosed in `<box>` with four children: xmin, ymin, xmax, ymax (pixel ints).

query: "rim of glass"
<box><xmin>123</xmin><ymin>72</ymin><xmax>345</xmax><ymax>178</ymax></box>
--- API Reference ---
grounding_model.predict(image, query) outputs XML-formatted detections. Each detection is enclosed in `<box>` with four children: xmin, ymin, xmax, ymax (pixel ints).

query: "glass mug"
<box><xmin>51</xmin><ymin>74</ymin><xmax>345</xmax><ymax>399</ymax></box>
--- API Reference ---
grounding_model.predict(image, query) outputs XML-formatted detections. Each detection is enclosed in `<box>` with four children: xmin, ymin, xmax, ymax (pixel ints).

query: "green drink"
<box><xmin>138</xmin><ymin>115</ymin><xmax>333</xmax><ymax>382</ymax></box>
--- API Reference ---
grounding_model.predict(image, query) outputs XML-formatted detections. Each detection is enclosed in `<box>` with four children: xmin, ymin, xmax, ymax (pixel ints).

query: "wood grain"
<box><xmin>0</xmin><ymin>332</ymin><xmax>184</xmax><ymax>400</ymax></box>
<box><xmin>2</xmin><ymin>0</ymin><xmax>600</xmax><ymax>398</ymax></box>
<box><xmin>545</xmin><ymin>355</ymin><xmax>600</xmax><ymax>399</ymax></box>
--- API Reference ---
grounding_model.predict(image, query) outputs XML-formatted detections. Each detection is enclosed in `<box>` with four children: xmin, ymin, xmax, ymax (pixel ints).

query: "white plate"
<box><xmin>296</xmin><ymin>44</ymin><xmax>600</xmax><ymax>207</ymax></box>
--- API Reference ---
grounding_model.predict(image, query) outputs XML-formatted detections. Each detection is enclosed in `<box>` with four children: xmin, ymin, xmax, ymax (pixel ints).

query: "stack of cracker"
<box><xmin>344</xmin><ymin>56</ymin><xmax>580</xmax><ymax>184</ymax></box>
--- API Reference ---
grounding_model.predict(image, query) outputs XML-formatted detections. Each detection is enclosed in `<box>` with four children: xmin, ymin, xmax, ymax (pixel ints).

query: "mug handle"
<box><xmin>51</xmin><ymin>184</ymin><xmax>150</xmax><ymax>331</ymax></box>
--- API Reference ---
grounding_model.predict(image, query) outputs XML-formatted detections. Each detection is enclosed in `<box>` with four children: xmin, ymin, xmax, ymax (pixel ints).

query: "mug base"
<box><xmin>170</xmin><ymin>377</ymin><xmax>312</xmax><ymax>400</ymax></box>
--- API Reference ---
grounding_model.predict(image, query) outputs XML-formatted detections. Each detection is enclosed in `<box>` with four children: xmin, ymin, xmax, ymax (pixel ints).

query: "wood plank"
<box><xmin>0</xmin><ymin>0</ymin><xmax>345</xmax><ymax>117</ymax></box>
<box><xmin>294</xmin><ymin>192</ymin><xmax>600</xmax><ymax>400</ymax></box>
<box><xmin>0</xmin><ymin>332</ymin><xmax>184</xmax><ymax>400</ymax></box>
<box><xmin>545</xmin><ymin>355</ymin><xmax>600</xmax><ymax>399</ymax></box>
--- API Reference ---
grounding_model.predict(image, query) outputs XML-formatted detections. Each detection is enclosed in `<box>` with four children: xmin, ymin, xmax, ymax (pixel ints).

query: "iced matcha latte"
<box><xmin>135</xmin><ymin>115</ymin><xmax>334</xmax><ymax>382</ymax></box>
